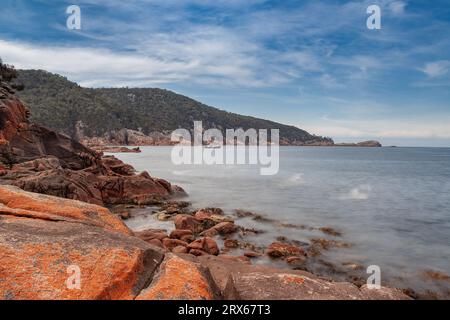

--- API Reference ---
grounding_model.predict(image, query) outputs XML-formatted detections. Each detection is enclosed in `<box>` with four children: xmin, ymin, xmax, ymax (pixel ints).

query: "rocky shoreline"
<box><xmin>0</xmin><ymin>80</ymin><xmax>409</xmax><ymax>300</ymax></box>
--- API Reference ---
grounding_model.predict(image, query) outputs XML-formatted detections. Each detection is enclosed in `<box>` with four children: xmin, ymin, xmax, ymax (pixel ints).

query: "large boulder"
<box><xmin>0</xmin><ymin>185</ymin><xmax>129</xmax><ymax>234</ymax></box>
<box><xmin>197</xmin><ymin>255</ymin><xmax>412</xmax><ymax>300</ymax></box>
<box><xmin>0</xmin><ymin>185</ymin><xmax>165</xmax><ymax>300</ymax></box>
<box><xmin>136</xmin><ymin>254</ymin><xmax>219</xmax><ymax>300</ymax></box>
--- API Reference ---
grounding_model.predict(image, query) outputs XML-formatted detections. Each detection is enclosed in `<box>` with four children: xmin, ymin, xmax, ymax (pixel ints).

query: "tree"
<box><xmin>0</xmin><ymin>58</ymin><xmax>24</xmax><ymax>90</ymax></box>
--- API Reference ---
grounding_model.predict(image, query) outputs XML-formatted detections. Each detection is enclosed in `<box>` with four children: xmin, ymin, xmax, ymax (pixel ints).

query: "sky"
<box><xmin>0</xmin><ymin>0</ymin><xmax>449</xmax><ymax>147</ymax></box>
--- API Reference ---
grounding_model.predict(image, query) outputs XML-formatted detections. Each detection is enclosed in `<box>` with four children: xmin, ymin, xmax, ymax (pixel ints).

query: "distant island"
<box><xmin>334</xmin><ymin>141</ymin><xmax>382</xmax><ymax>147</ymax></box>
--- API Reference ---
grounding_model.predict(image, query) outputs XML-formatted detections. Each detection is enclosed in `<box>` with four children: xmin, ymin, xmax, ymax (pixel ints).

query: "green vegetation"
<box><xmin>16</xmin><ymin>69</ymin><xmax>333</xmax><ymax>144</ymax></box>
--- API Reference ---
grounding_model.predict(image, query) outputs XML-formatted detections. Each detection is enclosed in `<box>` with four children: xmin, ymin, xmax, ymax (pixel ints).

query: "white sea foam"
<box><xmin>282</xmin><ymin>173</ymin><xmax>305</xmax><ymax>187</ymax></box>
<box><xmin>340</xmin><ymin>185</ymin><xmax>371</xmax><ymax>200</ymax></box>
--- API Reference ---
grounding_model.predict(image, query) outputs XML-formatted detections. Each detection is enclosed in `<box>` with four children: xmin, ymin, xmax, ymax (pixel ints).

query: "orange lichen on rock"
<box><xmin>0</xmin><ymin>214</ymin><xmax>164</xmax><ymax>300</ymax></box>
<box><xmin>136</xmin><ymin>254</ymin><xmax>216</xmax><ymax>300</ymax></box>
<box><xmin>0</xmin><ymin>185</ymin><xmax>131</xmax><ymax>235</ymax></box>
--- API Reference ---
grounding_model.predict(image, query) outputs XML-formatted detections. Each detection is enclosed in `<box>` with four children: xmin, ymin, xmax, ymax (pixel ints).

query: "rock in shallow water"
<box><xmin>266</xmin><ymin>242</ymin><xmax>306</xmax><ymax>259</ymax></box>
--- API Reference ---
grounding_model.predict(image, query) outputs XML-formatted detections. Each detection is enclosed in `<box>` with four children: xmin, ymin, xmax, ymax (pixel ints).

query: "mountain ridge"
<box><xmin>15</xmin><ymin>69</ymin><xmax>334</xmax><ymax>146</ymax></box>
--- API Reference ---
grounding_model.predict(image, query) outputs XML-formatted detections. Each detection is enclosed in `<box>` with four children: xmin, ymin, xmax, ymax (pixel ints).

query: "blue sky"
<box><xmin>1</xmin><ymin>0</ymin><xmax>449</xmax><ymax>146</ymax></box>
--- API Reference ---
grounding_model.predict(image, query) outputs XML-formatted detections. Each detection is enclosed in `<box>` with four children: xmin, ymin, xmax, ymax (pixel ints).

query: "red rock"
<box><xmin>244</xmin><ymin>251</ymin><xmax>262</xmax><ymax>258</ymax></box>
<box><xmin>174</xmin><ymin>214</ymin><xmax>203</xmax><ymax>233</ymax></box>
<box><xmin>170</xmin><ymin>229</ymin><xmax>193</xmax><ymax>239</ymax></box>
<box><xmin>0</xmin><ymin>83</ymin><xmax>184</xmax><ymax>206</ymax></box>
<box><xmin>162</xmin><ymin>238</ymin><xmax>189</xmax><ymax>252</ymax></box>
<box><xmin>224</xmin><ymin>239</ymin><xmax>239</xmax><ymax>249</ymax></box>
<box><xmin>195</xmin><ymin>208</ymin><xmax>224</xmax><ymax>217</ymax></box>
<box><xmin>172</xmin><ymin>246</ymin><xmax>188</xmax><ymax>254</ymax></box>
<box><xmin>360</xmin><ymin>285</ymin><xmax>413</xmax><ymax>300</ymax></box>
<box><xmin>266</xmin><ymin>242</ymin><xmax>306</xmax><ymax>259</ymax></box>
<box><xmin>194</xmin><ymin>208</ymin><xmax>232</xmax><ymax>229</ymax></box>
<box><xmin>189</xmin><ymin>249</ymin><xmax>210</xmax><ymax>256</ymax></box>
<box><xmin>135</xmin><ymin>229</ymin><xmax>168</xmax><ymax>242</ymax></box>
<box><xmin>148</xmin><ymin>239</ymin><xmax>164</xmax><ymax>248</ymax></box>
<box><xmin>218</xmin><ymin>255</ymin><xmax>252</xmax><ymax>264</ymax></box>
<box><xmin>188</xmin><ymin>237</ymin><xmax>219</xmax><ymax>256</ymax></box>
<box><xmin>0</xmin><ymin>185</ymin><xmax>164</xmax><ymax>300</ymax></box>
<box><xmin>199</xmin><ymin>227</ymin><xmax>219</xmax><ymax>237</ymax></box>
<box><xmin>0</xmin><ymin>185</ymin><xmax>131</xmax><ymax>235</ymax></box>
<box><xmin>286</xmin><ymin>256</ymin><xmax>306</xmax><ymax>265</ymax></box>
<box><xmin>136</xmin><ymin>254</ymin><xmax>218</xmax><ymax>300</ymax></box>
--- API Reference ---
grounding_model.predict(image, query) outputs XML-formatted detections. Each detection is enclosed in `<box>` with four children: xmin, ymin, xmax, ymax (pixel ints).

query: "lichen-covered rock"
<box><xmin>0</xmin><ymin>186</ymin><xmax>165</xmax><ymax>300</ymax></box>
<box><xmin>0</xmin><ymin>185</ymin><xmax>130</xmax><ymax>235</ymax></box>
<box><xmin>198</xmin><ymin>255</ymin><xmax>411</xmax><ymax>300</ymax></box>
<box><xmin>136</xmin><ymin>254</ymin><xmax>218</xmax><ymax>300</ymax></box>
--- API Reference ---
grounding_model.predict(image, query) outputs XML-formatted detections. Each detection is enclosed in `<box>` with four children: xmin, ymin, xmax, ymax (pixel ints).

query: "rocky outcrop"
<box><xmin>136</xmin><ymin>254</ymin><xmax>219</xmax><ymax>300</ymax></box>
<box><xmin>197</xmin><ymin>255</ymin><xmax>411</xmax><ymax>300</ymax></box>
<box><xmin>0</xmin><ymin>81</ymin><xmax>184</xmax><ymax>205</ymax></box>
<box><xmin>0</xmin><ymin>185</ymin><xmax>164</xmax><ymax>300</ymax></box>
<box><xmin>91</xmin><ymin>146</ymin><xmax>141</xmax><ymax>153</ymax></box>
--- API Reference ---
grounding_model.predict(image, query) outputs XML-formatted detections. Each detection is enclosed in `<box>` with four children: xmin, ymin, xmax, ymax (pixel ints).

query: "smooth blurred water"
<box><xmin>114</xmin><ymin>146</ymin><xmax>450</xmax><ymax>295</ymax></box>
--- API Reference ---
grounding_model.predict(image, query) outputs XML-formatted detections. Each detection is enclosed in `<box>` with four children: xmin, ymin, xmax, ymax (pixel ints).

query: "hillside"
<box><xmin>15</xmin><ymin>69</ymin><xmax>334</xmax><ymax>146</ymax></box>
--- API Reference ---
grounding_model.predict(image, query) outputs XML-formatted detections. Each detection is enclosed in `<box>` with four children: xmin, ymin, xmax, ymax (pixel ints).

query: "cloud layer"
<box><xmin>0</xmin><ymin>0</ymin><xmax>449</xmax><ymax>146</ymax></box>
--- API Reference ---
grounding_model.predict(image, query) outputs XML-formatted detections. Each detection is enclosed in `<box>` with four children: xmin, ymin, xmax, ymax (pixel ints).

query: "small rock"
<box><xmin>319</xmin><ymin>227</ymin><xmax>342</xmax><ymax>237</ymax></box>
<box><xmin>148</xmin><ymin>239</ymin><xmax>164</xmax><ymax>248</ymax></box>
<box><xmin>162</xmin><ymin>238</ymin><xmax>189</xmax><ymax>252</ymax></box>
<box><xmin>174</xmin><ymin>214</ymin><xmax>204</xmax><ymax>233</ymax></box>
<box><xmin>119</xmin><ymin>211</ymin><xmax>131</xmax><ymax>220</ymax></box>
<box><xmin>224</xmin><ymin>239</ymin><xmax>239</xmax><ymax>249</ymax></box>
<box><xmin>244</xmin><ymin>251</ymin><xmax>262</xmax><ymax>258</ymax></box>
<box><xmin>188</xmin><ymin>237</ymin><xmax>219</xmax><ymax>255</ymax></box>
<box><xmin>266</xmin><ymin>242</ymin><xmax>306</xmax><ymax>259</ymax></box>
<box><xmin>172</xmin><ymin>246</ymin><xmax>189</xmax><ymax>254</ymax></box>
<box><xmin>310</xmin><ymin>238</ymin><xmax>352</xmax><ymax>250</ymax></box>
<box><xmin>189</xmin><ymin>249</ymin><xmax>210</xmax><ymax>256</ymax></box>
<box><xmin>199</xmin><ymin>228</ymin><xmax>219</xmax><ymax>237</ymax></box>
<box><xmin>135</xmin><ymin>229</ymin><xmax>168</xmax><ymax>242</ymax></box>
<box><xmin>170</xmin><ymin>229</ymin><xmax>193</xmax><ymax>240</ymax></box>
<box><xmin>200</xmin><ymin>222</ymin><xmax>238</xmax><ymax>237</ymax></box>
<box><xmin>286</xmin><ymin>256</ymin><xmax>306</xmax><ymax>265</ymax></box>
<box><xmin>156</xmin><ymin>212</ymin><xmax>174</xmax><ymax>221</ymax></box>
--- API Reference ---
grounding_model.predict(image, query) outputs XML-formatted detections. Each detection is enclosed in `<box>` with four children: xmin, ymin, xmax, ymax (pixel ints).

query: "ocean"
<box><xmin>113</xmin><ymin>146</ymin><xmax>450</xmax><ymax>297</ymax></box>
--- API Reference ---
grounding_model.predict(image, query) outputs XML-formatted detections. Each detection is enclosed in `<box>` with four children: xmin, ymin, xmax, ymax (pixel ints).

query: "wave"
<box><xmin>280</xmin><ymin>173</ymin><xmax>305</xmax><ymax>187</ymax></box>
<box><xmin>339</xmin><ymin>185</ymin><xmax>371</xmax><ymax>200</ymax></box>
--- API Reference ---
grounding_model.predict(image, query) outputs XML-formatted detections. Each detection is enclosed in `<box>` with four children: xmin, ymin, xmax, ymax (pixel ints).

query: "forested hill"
<box><xmin>16</xmin><ymin>69</ymin><xmax>333</xmax><ymax>146</ymax></box>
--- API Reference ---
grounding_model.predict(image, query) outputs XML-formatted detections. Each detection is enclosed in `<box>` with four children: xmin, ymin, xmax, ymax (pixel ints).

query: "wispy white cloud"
<box><xmin>388</xmin><ymin>1</ymin><xmax>407</xmax><ymax>15</ymax></box>
<box><xmin>419</xmin><ymin>61</ymin><xmax>450</xmax><ymax>78</ymax></box>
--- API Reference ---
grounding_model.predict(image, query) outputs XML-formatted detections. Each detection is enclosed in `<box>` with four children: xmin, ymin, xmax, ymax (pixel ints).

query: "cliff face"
<box><xmin>0</xmin><ymin>81</ymin><xmax>184</xmax><ymax>205</ymax></box>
